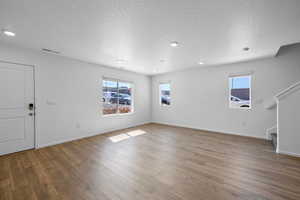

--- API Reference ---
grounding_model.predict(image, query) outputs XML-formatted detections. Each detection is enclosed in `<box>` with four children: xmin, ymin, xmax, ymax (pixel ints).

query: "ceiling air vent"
<box><xmin>41</xmin><ymin>48</ymin><xmax>60</xmax><ymax>54</ymax></box>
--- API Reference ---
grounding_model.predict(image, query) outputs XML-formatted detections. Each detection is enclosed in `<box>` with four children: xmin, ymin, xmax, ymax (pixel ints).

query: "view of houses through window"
<box><xmin>102</xmin><ymin>79</ymin><xmax>133</xmax><ymax>115</ymax></box>
<box><xmin>229</xmin><ymin>75</ymin><xmax>251</xmax><ymax>109</ymax></box>
<box><xmin>159</xmin><ymin>83</ymin><xmax>171</xmax><ymax>106</ymax></box>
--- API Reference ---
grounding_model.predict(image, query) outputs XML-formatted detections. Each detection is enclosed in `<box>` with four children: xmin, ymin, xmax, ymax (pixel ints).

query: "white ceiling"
<box><xmin>1</xmin><ymin>0</ymin><xmax>300</xmax><ymax>75</ymax></box>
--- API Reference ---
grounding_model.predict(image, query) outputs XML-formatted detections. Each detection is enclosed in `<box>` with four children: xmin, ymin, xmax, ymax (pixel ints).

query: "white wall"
<box><xmin>0</xmin><ymin>43</ymin><xmax>151</xmax><ymax>148</ymax></box>
<box><xmin>277</xmin><ymin>84</ymin><xmax>300</xmax><ymax>156</ymax></box>
<box><xmin>152</xmin><ymin>45</ymin><xmax>300</xmax><ymax>139</ymax></box>
<box><xmin>1</xmin><ymin>42</ymin><xmax>300</xmax><ymax>149</ymax></box>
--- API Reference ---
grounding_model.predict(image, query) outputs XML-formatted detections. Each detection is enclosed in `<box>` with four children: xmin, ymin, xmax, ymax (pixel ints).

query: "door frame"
<box><xmin>0</xmin><ymin>59</ymin><xmax>37</xmax><ymax>149</ymax></box>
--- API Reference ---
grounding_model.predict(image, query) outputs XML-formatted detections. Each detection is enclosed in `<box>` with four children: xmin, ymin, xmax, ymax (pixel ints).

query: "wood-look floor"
<box><xmin>1</xmin><ymin>123</ymin><xmax>300</xmax><ymax>200</ymax></box>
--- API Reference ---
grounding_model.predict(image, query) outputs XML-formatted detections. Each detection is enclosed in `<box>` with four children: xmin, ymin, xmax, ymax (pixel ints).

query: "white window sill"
<box><xmin>229</xmin><ymin>106</ymin><xmax>251</xmax><ymax>110</ymax></box>
<box><xmin>102</xmin><ymin>112</ymin><xmax>135</xmax><ymax>117</ymax></box>
<box><xmin>160</xmin><ymin>104</ymin><xmax>171</xmax><ymax>108</ymax></box>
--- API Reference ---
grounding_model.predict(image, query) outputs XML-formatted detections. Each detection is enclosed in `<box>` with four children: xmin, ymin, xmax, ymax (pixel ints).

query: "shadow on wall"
<box><xmin>276</xmin><ymin>42</ymin><xmax>300</xmax><ymax>57</ymax></box>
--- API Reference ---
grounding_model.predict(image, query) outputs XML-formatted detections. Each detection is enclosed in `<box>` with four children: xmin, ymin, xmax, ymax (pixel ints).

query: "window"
<box><xmin>102</xmin><ymin>78</ymin><xmax>133</xmax><ymax>115</ymax></box>
<box><xmin>159</xmin><ymin>83</ymin><xmax>171</xmax><ymax>106</ymax></box>
<box><xmin>229</xmin><ymin>75</ymin><xmax>251</xmax><ymax>109</ymax></box>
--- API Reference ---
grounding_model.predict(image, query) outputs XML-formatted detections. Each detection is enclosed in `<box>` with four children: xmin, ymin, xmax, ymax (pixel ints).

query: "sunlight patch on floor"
<box><xmin>109</xmin><ymin>129</ymin><xmax>147</xmax><ymax>143</ymax></box>
<box><xmin>109</xmin><ymin>134</ymin><xmax>131</xmax><ymax>143</ymax></box>
<box><xmin>127</xmin><ymin>130</ymin><xmax>147</xmax><ymax>137</ymax></box>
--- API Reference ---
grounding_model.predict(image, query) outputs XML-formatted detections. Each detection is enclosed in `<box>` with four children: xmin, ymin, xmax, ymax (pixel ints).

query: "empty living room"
<box><xmin>1</xmin><ymin>0</ymin><xmax>300</xmax><ymax>199</ymax></box>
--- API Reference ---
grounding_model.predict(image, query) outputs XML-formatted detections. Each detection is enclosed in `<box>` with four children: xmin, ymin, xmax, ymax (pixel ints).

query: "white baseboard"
<box><xmin>278</xmin><ymin>150</ymin><xmax>300</xmax><ymax>158</ymax></box>
<box><xmin>37</xmin><ymin>121</ymin><xmax>151</xmax><ymax>149</ymax></box>
<box><xmin>152</xmin><ymin>121</ymin><xmax>266</xmax><ymax>140</ymax></box>
<box><xmin>37</xmin><ymin>120</ymin><xmax>270</xmax><ymax>149</ymax></box>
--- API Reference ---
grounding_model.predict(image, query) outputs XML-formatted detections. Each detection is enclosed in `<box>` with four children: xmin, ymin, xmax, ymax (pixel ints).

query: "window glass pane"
<box><xmin>229</xmin><ymin>76</ymin><xmax>251</xmax><ymax>109</ymax></box>
<box><xmin>160</xmin><ymin>83</ymin><xmax>171</xmax><ymax>106</ymax></box>
<box><xmin>118</xmin><ymin>82</ymin><xmax>132</xmax><ymax>114</ymax></box>
<box><xmin>103</xmin><ymin>80</ymin><xmax>118</xmax><ymax>115</ymax></box>
<box><xmin>230</xmin><ymin>76</ymin><xmax>250</xmax><ymax>89</ymax></box>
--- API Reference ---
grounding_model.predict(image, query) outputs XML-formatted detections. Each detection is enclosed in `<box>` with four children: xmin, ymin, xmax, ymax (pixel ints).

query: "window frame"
<box><xmin>228</xmin><ymin>74</ymin><xmax>252</xmax><ymax>110</ymax></box>
<box><xmin>159</xmin><ymin>82</ymin><xmax>171</xmax><ymax>107</ymax></box>
<box><xmin>102</xmin><ymin>77</ymin><xmax>134</xmax><ymax>116</ymax></box>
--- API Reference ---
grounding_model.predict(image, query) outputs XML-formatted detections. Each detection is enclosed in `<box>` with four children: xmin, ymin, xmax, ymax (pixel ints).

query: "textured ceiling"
<box><xmin>0</xmin><ymin>0</ymin><xmax>300</xmax><ymax>74</ymax></box>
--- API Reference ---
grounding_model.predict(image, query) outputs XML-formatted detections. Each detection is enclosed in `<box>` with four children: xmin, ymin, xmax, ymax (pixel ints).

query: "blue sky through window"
<box><xmin>119</xmin><ymin>82</ymin><xmax>131</xmax><ymax>88</ymax></box>
<box><xmin>230</xmin><ymin>76</ymin><xmax>250</xmax><ymax>89</ymax></box>
<box><xmin>160</xmin><ymin>83</ymin><xmax>170</xmax><ymax>91</ymax></box>
<box><xmin>103</xmin><ymin>80</ymin><xmax>131</xmax><ymax>89</ymax></box>
<box><xmin>103</xmin><ymin>80</ymin><xmax>117</xmax><ymax>88</ymax></box>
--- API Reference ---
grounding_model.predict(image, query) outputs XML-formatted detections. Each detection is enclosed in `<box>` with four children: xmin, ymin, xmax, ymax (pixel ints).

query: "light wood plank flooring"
<box><xmin>1</xmin><ymin>123</ymin><xmax>300</xmax><ymax>200</ymax></box>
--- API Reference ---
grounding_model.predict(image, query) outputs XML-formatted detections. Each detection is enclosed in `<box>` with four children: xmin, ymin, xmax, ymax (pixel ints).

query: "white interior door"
<box><xmin>0</xmin><ymin>62</ymin><xmax>35</xmax><ymax>155</ymax></box>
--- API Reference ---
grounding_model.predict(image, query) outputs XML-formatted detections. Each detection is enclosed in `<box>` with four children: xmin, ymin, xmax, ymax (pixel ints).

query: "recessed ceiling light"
<box><xmin>170</xmin><ymin>41</ymin><xmax>179</xmax><ymax>47</ymax></box>
<box><xmin>243</xmin><ymin>47</ymin><xmax>250</xmax><ymax>51</ymax></box>
<box><xmin>198</xmin><ymin>61</ymin><xmax>204</xmax><ymax>65</ymax></box>
<box><xmin>2</xmin><ymin>30</ymin><xmax>15</xmax><ymax>37</ymax></box>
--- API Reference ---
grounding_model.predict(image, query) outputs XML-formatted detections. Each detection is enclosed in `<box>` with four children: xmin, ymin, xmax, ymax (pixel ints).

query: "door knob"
<box><xmin>29</xmin><ymin>113</ymin><xmax>34</xmax><ymax>116</ymax></box>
